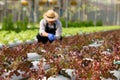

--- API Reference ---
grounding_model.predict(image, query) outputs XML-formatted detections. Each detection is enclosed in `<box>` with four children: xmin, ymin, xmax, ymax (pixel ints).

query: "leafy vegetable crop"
<box><xmin>0</xmin><ymin>30</ymin><xmax>120</xmax><ymax>80</ymax></box>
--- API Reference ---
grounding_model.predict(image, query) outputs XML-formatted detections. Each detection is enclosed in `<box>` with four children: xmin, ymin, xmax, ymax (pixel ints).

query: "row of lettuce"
<box><xmin>0</xmin><ymin>29</ymin><xmax>78</xmax><ymax>46</ymax></box>
<box><xmin>0</xmin><ymin>30</ymin><xmax>37</xmax><ymax>47</ymax></box>
<box><xmin>0</xmin><ymin>29</ymin><xmax>68</xmax><ymax>46</ymax></box>
<box><xmin>1</xmin><ymin>26</ymin><xmax>120</xmax><ymax>47</ymax></box>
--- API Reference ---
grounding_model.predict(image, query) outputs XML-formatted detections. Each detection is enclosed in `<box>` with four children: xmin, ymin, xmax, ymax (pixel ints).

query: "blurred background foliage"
<box><xmin>0</xmin><ymin>0</ymin><xmax>120</xmax><ymax>28</ymax></box>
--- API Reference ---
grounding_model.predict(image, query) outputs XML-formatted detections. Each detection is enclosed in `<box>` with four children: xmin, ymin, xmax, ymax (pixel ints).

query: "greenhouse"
<box><xmin>0</xmin><ymin>0</ymin><xmax>120</xmax><ymax>80</ymax></box>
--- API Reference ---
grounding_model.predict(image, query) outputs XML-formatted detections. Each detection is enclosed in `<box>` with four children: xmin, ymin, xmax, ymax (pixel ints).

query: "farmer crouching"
<box><xmin>36</xmin><ymin>9</ymin><xmax>62</xmax><ymax>44</ymax></box>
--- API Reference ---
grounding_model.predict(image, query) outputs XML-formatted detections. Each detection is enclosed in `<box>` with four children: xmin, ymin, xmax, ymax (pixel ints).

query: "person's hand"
<box><xmin>48</xmin><ymin>33</ymin><xmax>56</xmax><ymax>41</ymax></box>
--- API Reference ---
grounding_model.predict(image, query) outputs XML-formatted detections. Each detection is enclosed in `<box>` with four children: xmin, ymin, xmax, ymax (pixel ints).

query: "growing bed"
<box><xmin>0</xmin><ymin>30</ymin><xmax>120</xmax><ymax>80</ymax></box>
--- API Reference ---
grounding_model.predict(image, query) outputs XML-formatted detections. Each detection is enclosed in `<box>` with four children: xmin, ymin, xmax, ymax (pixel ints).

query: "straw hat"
<box><xmin>43</xmin><ymin>9</ymin><xmax>59</xmax><ymax>21</ymax></box>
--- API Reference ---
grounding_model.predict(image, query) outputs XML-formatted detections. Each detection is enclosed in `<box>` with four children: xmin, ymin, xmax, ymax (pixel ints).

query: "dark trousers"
<box><xmin>36</xmin><ymin>34</ymin><xmax>51</xmax><ymax>44</ymax></box>
<box><xmin>36</xmin><ymin>34</ymin><xmax>62</xmax><ymax>44</ymax></box>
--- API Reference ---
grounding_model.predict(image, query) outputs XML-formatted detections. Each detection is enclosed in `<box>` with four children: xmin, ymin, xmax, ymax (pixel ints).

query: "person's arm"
<box><xmin>55</xmin><ymin>20</ymin><xmax>62</xmax><ymax>39</ymax></box>
<box><xmin>39</xmin><ymin>19</ymin><xmax>48</xmax><ymax>37</ymax></box>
